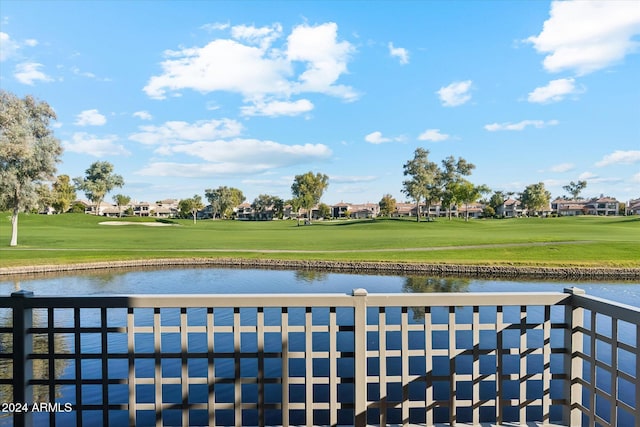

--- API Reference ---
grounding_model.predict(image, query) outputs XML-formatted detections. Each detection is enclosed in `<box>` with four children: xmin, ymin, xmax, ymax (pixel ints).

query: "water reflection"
<box><xmin>402</xmin><ymin>276</ymin><xmax>471</xmax><ymax>321</ymax></box>
<box><xmin>294</xmin><ymin>269</ymin><xmax>329</xmax><ymax>283</ymax></box>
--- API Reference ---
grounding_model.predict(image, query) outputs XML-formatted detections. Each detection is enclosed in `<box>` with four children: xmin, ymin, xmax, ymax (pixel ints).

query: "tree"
<box><xmin>74</xmin><ymin>161</ymin><xmax>124</xmax><ymax>215</ymax></box>
<box><xmin>35</xmin><ymin>183</ymin><xmax>54</xmax><ymax>213</ymax></box>
<box><xmin>562</xmin><ymin>180</ymin><xmax>587</xmax><ymax>200</ymax></box>
<box><xmin>439</xmin><ymin>155</ymin><xmax>475</xmax><ymax>220</ymax></box>
<box><xmin>113</xmin><ymin>194</ymin><xmax>131</xmax><ymax>217</ymax></box>
<box><xmin>291</xmin><ymin>171</ymin><xmax>329</xmax><ymax>225</ymax></box>
<box><xmin>179</xmin><ymin>195</ymin><xmax>204</xmax><ymax>223</ymax></box>
<box><xmin>402</xmin><ymin>148</ymin><xmax>439</xmax><ymax>222</ymax></box>
<box><xmin>488</xmin><ymin>191</ymin><xmax>505</xmax><ymax>213</ymax></box>
<box><xmin>456</xmin><ymin>180</ymin><xmax>490</xmax><ymax>221</ymax></box>
<box><xmin>483</xmin><ymin>205</ymin><xmax>496</xmax><ymax>218</ymax></box>
<box><xmin>52</xmin><ymin>174</ymin><xmax>76</xmax><ymax>213</ymax></box>
<box><xmin>379</xmin><ymin>194</ymin><xmax>397</xmax><ymax>217</ymax></box>
<box><xmin>0</xmin><ymin>91</ymin><xmax>62</xmax><ymax>246</ymax></box>
<box><xmin>205</xmin><ymin>186</ymin><xmax>245</xmax><ymax>219</ymax></box>
<box><xmin>251</xmin><ymin>194</ymin><xmax>281</xmax><ymax>220</ymax></box>
<box><xmin>520</xmin><ymin>182</ymin><xmax>551</xmax><ymax>216</ymax></box>
<box><xmin>318</xmin><ymin>203</ymin><xmax>331</xmax><ymax>219</ymax></box>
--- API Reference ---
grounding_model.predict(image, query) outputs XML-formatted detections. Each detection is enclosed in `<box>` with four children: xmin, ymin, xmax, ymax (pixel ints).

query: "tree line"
<box><xmin>1</xmin><ymin>90</ymin><xmax>592</xmax><ymax>246</ymax></box>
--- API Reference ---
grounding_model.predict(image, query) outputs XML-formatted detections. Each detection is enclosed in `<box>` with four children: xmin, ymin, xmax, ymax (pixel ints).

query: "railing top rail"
<box><xmin>572</xmin><ymin>293</ymin><xmax>640</xmax><ymax>324</ymax></box>
<box><xmin>1</xmin><ymin>291</ymin><xmax>573</xmax><ymax>309</ymax></box>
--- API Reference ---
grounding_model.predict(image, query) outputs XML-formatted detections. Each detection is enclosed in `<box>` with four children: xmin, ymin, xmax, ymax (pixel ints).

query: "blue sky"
<box><xmin>1</xmin><ymin>0</ymin><xmax>639</xmax><ymax>205</ymax></box>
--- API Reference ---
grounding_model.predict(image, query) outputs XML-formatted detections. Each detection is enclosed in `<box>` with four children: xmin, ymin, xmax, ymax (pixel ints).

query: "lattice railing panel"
<box><xmin>1</xmin><ymin>289</ymin><xmax>638</xmax><ymax>426</ymax></box>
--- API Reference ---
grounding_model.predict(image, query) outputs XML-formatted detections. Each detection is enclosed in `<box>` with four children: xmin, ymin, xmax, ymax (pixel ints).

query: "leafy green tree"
<box><xmin>271</xmin><ymin>196</ymin><xmax>285</xmax><ymax>219</ymax></box>
<box><xmin>251</xmin><ymin>194</ymin><xmax>283</xmax><ymax>219</ymax></box>
<box><xmin>402</xmin><ymin>148</ymin><xmax>439</xmax><ymax>222</ymax></box>
<box><xmin>35</xmin><ymin>182</ymin><xmax>54</xmax><ymax>213</ymax></box>
<box><xmin>520</xmin><ymin>182</ymin><xmax>551</xmax><ymax>216</ymax></box>
<box><xmin>456</xmin><ymin>181</ymin><xmax>490</xmax><ymax>221</ymax></box>
<box><xmin>179</xmin><ymin>195</ymin><xmax>204</xmax><ymax>223</ymax></box>
<box><xmin>379</xmin><ymin>193</ymin><xmax>397</xmax><ymax>217</ymax></box>
<box><xmin>0</xmin><ymin>91</ymin><xmax>62</xmax><ymax>246</ymax></box>
<box><xmin>113</xmin><ymin>194</ymin><xmax>131</xmax><ymax>217</ymax></box>
<box><xmin>70</xmin><ymin>201</ymin><xmax>87</xmax><ymax>213</ymax></box>
<box><xmin>562</xmin><ymin>180</ymin><xmax>587</xmax><ymax>199</ymax></box>
<box><xmin>291</xmin><ymin>171</ymin><xmax>329</xmax><ymax>225</ymax></box>
<box><xmin>439</xmin><ymin>155</ymin><xmax>475</xmax><ymax>220</ymax></box>
<box><xmin>205</xmin><ymin>186</ymin><xmax>245</xmax><ymax>219</ymax></box>
<box><xmin>483</xmin><ymin>205</ymin><xmax>495</xmax><ymax>218</ymax></box>
<box><xmin>488</xmin><ymin>191</ymin><xmax>505</xmax><ymax>212</ymax></box>
<box><xmin>74</xmin><ymin>161</ymin><xmax>124</xmax><ymax>215</ymax></box>
<box><xmin>318</xmin><ymin>203</ymin><xmax>331</xmax><ymax>219</ymax></box>
<box><xmin>52</xmin><ymin>174</ymin><xmax>76</xmax><ymax>213</ymax></box>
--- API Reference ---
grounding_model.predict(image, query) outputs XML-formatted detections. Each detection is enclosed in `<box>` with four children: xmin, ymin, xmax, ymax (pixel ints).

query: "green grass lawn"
<box><xmin>0</xmin><ymin>213</ymin><xmax>638</xmax><ymax>268</ymax></box>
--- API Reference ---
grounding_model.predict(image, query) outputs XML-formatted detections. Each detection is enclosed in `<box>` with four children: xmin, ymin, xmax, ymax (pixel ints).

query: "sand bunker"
<box><xmin>99</xmin><ymin>221</ymin><xmax>176</xmax><ymax>227</ymax></box>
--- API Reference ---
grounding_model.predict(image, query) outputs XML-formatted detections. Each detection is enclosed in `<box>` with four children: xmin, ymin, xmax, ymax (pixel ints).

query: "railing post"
<box><xmin>352</xmin><ymin>288</ymin><xmax>368</xmax><ymax>427</ymax></box>
<box><xmin>564</xmin><ymin>287</ymin><xmax>585</xmax><ymax>427</ymax></box>
<box><xmin>11</xmin><ymin>290</ymin><xmax>34</xmax><ymax>427</ymax></box>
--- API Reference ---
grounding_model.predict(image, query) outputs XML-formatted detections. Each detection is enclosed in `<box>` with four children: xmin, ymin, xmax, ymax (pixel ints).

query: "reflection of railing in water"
<box><xmin>1</xmin><ymin>288</ymin><xmax>638</xmax><ymax>426</ymax></box>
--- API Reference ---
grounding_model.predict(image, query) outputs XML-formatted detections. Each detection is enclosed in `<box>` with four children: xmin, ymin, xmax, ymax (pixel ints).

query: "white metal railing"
<box><xmin>0</xmin><ymin>288</ymin><xmax>638</xmax><ymax>426</ymax></box>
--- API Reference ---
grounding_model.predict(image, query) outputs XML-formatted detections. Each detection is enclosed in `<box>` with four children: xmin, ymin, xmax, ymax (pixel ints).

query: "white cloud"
<box><xmin>527</xmin><ymin>0</ymin><xmax>640</xmax><ymax>75</ymax></box>
<box><xmin>631</xmin><ymin>172</ymin><xmax>640</xmax><ymax>183</ymax></box>
<box><xmin>549</xmin><ymin>163</ymin><xmax>575</xmax><ymax>173</ymax></box>
<box><xmin>14</xmin><ymin>62</ymin><xmax>53</xmax><ymax>85</ymax></box>
<box><xmin>578</xmin><ymin>171</ymin><xmax>597</xmax><ymax>180</ymax></box>
<box><xmin>137</xmin><ymin>139</ymin><xmax>332</xmax><ymax>177</ymax></box>
<box><xmin>388</xmin><ymin>42</ymin><xmax>409</xmax><ymax>64</ymax></box>
<box><xmin>437</xmin><ymin>80</ymin><xmax>472</xmax><ymax>107</ymax></box>
<box><xmin>165</xmin><ymin>138</ymin><xmax>331</xmax><ymax>163</ymax></box>
<box><xmin>0</xmin><ymin>32</ymin><xmax>19</xmax><ymax>61</ymax></box>
<box><xmin>201</xmin><ymin>22</ymin><xmax>230</xmax><ymax>32</ymax></box>
<box><xmin>286</xmin><ymin>22</ymin><xmax>357</xmax><ymax>100</ymax></box>
<box><xmin>70</xmin><ymin>66</ymin><xmax>96</xmax><ymax>79</ymax></box>
<box><xmin>63</xmin><ymin>132</ymin><xmax>130</xmax><ymax>157</ymax></box>
<box><xmin>130</xmin><ymin>118</ymin><xmax>243</xmax><ymax>145</ymax></box>
<box><xmin>144</xmin><ymin>21</ymin><xmax>357</xmax><ymax>106</ymax></box>
<box><xmin>133</xmin><ymin>111</ymin><xmax>153</xmax><ymax>120</ymax></box>
<box><xmin>231</xmin><ymin>23</ymin><xmax>282</xmax><ymax>49</ymax></box>
<box><xmin>0</xmin><ymin>32</ymin><xmax>38</xmax><ymax>61</ymax></box>
<box><xmin>528</xmin><ymin>78</ymin><xmax>581</xmax><ymax>103</ymax></box>
<box><xmin>364</xmin><ymin>131</ymin><xmax>404</xmax><ymax>144</ymax></box>
<box><xmin>595</xmin><ymin>150</ymin><xmax>640</xmax><ymax>167</ymax></box>
<box><xmin>484</xmin><ymin>119</ymin><xmax>559</xmax><ymax>131</ymax></box>
<box><xmin>418</xmin><ymin>129</ymin><xmax>450</xmax><ymax>142</ymax></box>
<box><xmin>240</xmin><ymin>98</ymin><xmax>314</xmax><ymax>117</ymax></box>
<box><xmin>330</xmin><ymin>175</ymin><xmax>377</xmax><ymax>184</ymax></box>
<box><xmin>75</xmin><ymin>109</ymin><xmax>107</xmax><ymax>126</ymax></box>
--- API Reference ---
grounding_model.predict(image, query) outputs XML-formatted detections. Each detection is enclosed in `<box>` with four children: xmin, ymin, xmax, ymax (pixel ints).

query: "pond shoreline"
<box><xmin>1</xmin><ymin>258</ymin><xmax>639</xmax><ymax>280</ymax></box>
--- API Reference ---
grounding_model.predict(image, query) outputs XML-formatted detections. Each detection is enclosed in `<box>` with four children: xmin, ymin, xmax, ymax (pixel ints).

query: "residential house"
<box><xmin>344</xmin><ymin>203</ymin><xmax>380</xmax><ymax>219</ymax></box>
<box><xmin>497</xmin><ymin>198</ymin><xmax>524</xmax><ymax>218</ymax></box>
<box><xmin>627</xmin><ymin>198</ymin><xmax>640</xmax><ymax>215</ymax></box>
<box><xmin>585</xmin><ymin>197</ymin><xmax>619</xmax><ymax>216</ymax></box>
<box><xmin>133</xmin><ymin>202</ymin><xmax>152</xmax><ymax>217</ymax></box>
<box><xmin>551</xmin><ymin>198</ymin><xmax>588</xmax><ymax>216</ymax></box>
<box><xmin>331</xmin><ymin>202</ymin><xmax>350</xmax><ymax>219</ymax></box>
<box><xmin>234</xmin><ymin>202</ymin><xmax>253</xmax><ymax>220</ymax></box>
<box><xmin>457</xmin><ymin>202</ymin><xmax>484</xmax><ymax>219</ymax></box>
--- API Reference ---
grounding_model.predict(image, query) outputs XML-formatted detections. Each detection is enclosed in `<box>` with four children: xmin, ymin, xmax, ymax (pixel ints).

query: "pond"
<box><xmin>1</xmin><ymin>267</ymin><xmax>638</xmax><ymax>426</ymax></box>
<box><xmin>1</xmin><ymin>267</ymin><xmax>639</xmax><ymax>303</ymax></box>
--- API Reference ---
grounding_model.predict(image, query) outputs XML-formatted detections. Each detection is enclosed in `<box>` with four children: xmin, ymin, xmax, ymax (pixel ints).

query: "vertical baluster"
<box><xmin>11</xmin><ymin>290</ymin><xmax>34</xmax><ymax>427</ymax></box>
<box><xmin>563</xmin><ymin>287</ymin><xmax>585</xmax><ymax>427</ymax></box>
<box><xmin>352</xmin><ymin>288</ymin><xmax>368</xmax><ymax>427</ymax></box>
<box><xmin>207</xmin><ymin>308</ymin><xmax>215</xmax><ymax>426</ymax></box>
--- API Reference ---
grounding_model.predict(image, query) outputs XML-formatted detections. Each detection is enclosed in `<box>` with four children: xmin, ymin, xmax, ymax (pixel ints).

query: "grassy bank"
<box><xmin>0</xmin><ymin>213</ymin><xmax>638</xmax><ymax>268</ymax></box>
